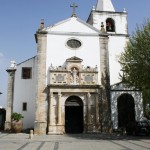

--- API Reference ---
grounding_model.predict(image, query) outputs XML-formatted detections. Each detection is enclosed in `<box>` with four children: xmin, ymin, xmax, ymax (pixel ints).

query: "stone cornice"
<box><xmin>111</xmin><ymin>89</ymin><xmax>141</xmax><ymax>92</ymax></box>
<box><xmin>93</xmin><ymin>10</ymin><xmax>128</xmax><ymax>15</ymax></box>
<box><xmin>108</xmin><ymin>34</ymin><xmax>129</xmax><ymax>37</ymax></box>
<box><xmin>6</xmin><ymin>69</ymin><xmax>16</xmax><ymax>72</ymax></box>
<box><xmin>47</xmin><ymin>31</ymin><xmax>99</xmax><ymax>37</ymax></box>
<box><xmin>35</xmin><ymin>30</ymin><xmax>48</xmax><ymax>43</ymax></box>
<box><xmin>47</xmin><ymin>84</ymin><xmax>101</xmax><ymax>89</ymax></box>
<box><xmin>36</xmin><ymin>30</ymin><xmax>48</xmax><ymax>34</ymax></box>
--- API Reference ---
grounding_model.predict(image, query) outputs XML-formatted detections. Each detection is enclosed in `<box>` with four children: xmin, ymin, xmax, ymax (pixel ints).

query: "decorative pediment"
<box><xmin>49</xmin><ymin>57</ymin><xmax>98</xmax><ymax>85</ymax></box>
<box><xmin>66</xmin><ymin>56</ymin><xmax>83</xmax><ymax>62</ymax></box>
<box><xmin>111</xmin><ymin>82</ymin><xmax>140</xmax><ymax>91</ymax></box>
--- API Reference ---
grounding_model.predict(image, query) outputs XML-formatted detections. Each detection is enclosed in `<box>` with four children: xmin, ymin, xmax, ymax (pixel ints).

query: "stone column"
<box><xmin>48</xmin><ymin>92</ymin><xmax>55</xmax><ymax>134</ymax></box>
<box><xmin>99</xmin><ymin>35</ymin><xmax>111</xmax><ymax>132</ymax></box>
<box><xmin>5</xmin><ymin>62</ymin><xmax>16</xmax><ymax>131</ymax></box>
<box><xmin>87</xmin><ymin>93</ymin><xmax>91</xmax><ymax>124</ymax></box>
<box><xmin>57</xmin><ymin>92</ymin><xmax>62</xmax><ymax>125</ymax></box>
<box><xmin>95</xmin><ymin>94</ymin><xmax>99</xmax><ymax>125</ymax></box>
<box><xmin>95</xmin><ymin>93</ymin><xmax>100</xmax><ymax>132</ymax></box>
<box><xmin>49</xmin><ymin>93</ymin><xmax>53</xmax><ymax>125</ymax></box>
<box><xmin>83</xmin><ymin>100</ymin><xmax>87</xmax><ymax>133</ymax></box>
<box><xmin>34</xmin><ymin>30</ymin><xmax>47</xmax><ymax>134</ymax></box>
<box><xmin>87</xmin><ymin>92</ymin><xmax>92</xmax><ymax>132</ymax></box>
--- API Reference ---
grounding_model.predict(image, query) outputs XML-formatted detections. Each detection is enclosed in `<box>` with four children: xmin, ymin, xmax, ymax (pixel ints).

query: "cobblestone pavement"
<box><xmin>0</xmin><ymin>132</ymin><xmax>150</xmax><ymax>150</ymax></box>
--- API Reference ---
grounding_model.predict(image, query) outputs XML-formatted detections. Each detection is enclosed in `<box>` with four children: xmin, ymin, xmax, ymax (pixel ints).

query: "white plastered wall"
<box><xmin>13</xmin><ymin>57</ymin><xmax>37</xmax><ymax>129</ymax></box>
<box><xmin>108</xmin><ymin>36</ymin><xmax>128</xmax><ymax>84</ymax></box>
<box><xmin>46</xmin><ymin>34</ymin><xmax>101</xmax><ymax>85</ymax></box>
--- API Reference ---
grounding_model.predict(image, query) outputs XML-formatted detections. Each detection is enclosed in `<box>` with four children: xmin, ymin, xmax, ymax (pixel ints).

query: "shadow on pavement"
<box><xmin>64</xmin><ymin>133</ymin><xmax>150</xmax><ymax>141</ymax></box>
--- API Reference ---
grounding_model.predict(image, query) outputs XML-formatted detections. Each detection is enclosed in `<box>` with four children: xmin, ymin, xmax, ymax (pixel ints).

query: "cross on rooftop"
<box><xmin>70</xmin><ymin>3</ymin><xmax>78</xmax><ymax>17</ymax></box>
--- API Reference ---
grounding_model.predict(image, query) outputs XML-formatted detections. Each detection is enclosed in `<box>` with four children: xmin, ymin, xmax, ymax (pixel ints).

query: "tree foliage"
<box><xmin>119</xmin><ymin>19</ymin><xmax>150</xmax><ymax>115</ymax></box>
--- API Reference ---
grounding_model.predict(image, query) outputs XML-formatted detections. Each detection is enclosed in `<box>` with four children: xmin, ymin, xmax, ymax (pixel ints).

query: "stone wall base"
<box><xmin>5</xmin><ymin>121</ymin><xmax>11</xmax><ymax>131</ymax></box>
<box><xmin>34</xmin><ymin>121</ymin><xmax>47</xmax><ymax>134</ymax></box>
<box><xmin>48</xmin><ymin>125</ymin><xmax>64</xmax><ymax>134</ymax></box>
<box><xmin>84</xmin><ymin>123</ymin><xmax>101</xmax><ymax>133</ymax></box>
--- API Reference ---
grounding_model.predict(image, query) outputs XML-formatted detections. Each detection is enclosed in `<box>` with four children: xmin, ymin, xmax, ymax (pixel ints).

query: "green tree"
<box><xmin>119</xmin><ymin>19</ymin><xmax>150</xmax><ymax>117</ymax></box>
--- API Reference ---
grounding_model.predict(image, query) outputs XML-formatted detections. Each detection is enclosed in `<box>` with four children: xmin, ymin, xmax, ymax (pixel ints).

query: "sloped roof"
<box><xmin>42</xmin><ymin>16</ymin><xmax>101</xmax><ymax>34</ymax></box>
<box><xmin>17</xmin><ymin>56</ymin><xmax>36</xmax><ymax>66</ymax></box>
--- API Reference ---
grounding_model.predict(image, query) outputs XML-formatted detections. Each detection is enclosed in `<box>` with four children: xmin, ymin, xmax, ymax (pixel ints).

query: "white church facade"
<box><xmin>5</xmin><ymin>0</ymin><xmax>143</xmax><ymax>134</ymax></box>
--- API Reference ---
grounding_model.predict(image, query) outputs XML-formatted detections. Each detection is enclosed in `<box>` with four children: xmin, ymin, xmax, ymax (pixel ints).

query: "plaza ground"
<box><xmin>0</xmin><ymin>132</ymin><xmax>150</xmax><ymax>150</ymax></box>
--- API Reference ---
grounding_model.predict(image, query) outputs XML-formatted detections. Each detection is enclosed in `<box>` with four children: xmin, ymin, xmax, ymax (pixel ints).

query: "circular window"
<box><xmin>67</xmin><ymin>39</ymin><xmax>82</xmax><ymax>49</ymax></box>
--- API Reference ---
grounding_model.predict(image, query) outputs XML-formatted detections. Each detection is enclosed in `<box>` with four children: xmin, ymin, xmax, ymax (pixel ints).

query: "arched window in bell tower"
<box><xmin>106</xmin><ymin>18</ymin><xmax>115</xmax><ymax>32</ymax></box>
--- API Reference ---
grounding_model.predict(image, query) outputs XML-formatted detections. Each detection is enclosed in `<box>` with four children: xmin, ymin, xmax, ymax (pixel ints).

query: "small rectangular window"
<box><xmin>22</xmin><ymin>67</ymin><xmax>32</xmax><ymax>79</ymax></box>
<box><xmin>22</xmin><ymin>102</ymin><xmax>27</xmax><ymax>111</ymax></box>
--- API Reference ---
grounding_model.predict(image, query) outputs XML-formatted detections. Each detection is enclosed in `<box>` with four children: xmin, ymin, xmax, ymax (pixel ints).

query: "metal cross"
<box><xmin>70</xmin><ymin>3</ymin><xmax>78</xmax><ymax>17</ymax></box>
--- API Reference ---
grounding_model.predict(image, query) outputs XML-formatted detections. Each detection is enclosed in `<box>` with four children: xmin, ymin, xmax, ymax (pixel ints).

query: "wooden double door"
<box><xmin>65</xmin><ymin>96</ymin><xmax>83</xmax><ymax>134</ymax></box>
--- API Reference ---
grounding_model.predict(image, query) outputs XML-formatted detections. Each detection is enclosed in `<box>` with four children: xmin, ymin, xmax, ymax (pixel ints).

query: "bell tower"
<box><xmin>87</xmin><ymin>0</ymin><xmax>128</xmax><ymax>85</ymax></box>
<box><xmin>87</xmin><ymin>0</ymin><xmax>129</xmax><ymax>132</ymax></box>
<box><xmin>96</xmin><ymin>0</ymin><xmax>115</xmax><ymax>12</ymax></box>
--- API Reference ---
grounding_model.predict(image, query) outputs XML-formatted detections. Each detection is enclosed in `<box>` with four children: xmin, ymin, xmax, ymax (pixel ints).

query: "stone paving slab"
<box><xmin>0</xmin><ymin>133</ymin><xmax>149</xmax><ymax>150</ymax></box>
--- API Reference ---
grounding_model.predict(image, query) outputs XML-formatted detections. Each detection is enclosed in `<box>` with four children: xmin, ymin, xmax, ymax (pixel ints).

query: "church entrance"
<box><xmin>65</xmin><ymin>96</ymin><xmax>83</xmax><ymax>134</ymax></box>
<box><xmin>117</xmin><ymin>93</ymin><xmax>135</xmax><ymax>128</ymax></box>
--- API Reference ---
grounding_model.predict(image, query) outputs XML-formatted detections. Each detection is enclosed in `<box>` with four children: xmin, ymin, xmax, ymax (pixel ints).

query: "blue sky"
<box><xmin>0</xmin><ymin>0</ymin><xmax>150</xmax><ymax>107</ymax></box>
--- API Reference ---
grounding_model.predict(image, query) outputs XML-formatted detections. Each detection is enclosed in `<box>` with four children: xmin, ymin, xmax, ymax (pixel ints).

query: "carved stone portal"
<box><xmin>48</xmin><ymin>57</ymin><xmax>101</xmax><ymax>134</ymax></box>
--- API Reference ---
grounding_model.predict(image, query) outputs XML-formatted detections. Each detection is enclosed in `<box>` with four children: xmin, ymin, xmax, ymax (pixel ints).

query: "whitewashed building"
<box><xmin>5</xmin><ymin>0</ymin><xmax>143</xmax><ymax>134</ymax></box>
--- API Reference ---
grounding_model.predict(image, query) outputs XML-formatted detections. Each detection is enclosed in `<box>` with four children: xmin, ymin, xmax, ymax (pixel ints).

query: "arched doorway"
<box><xmin>65</xmin><ymin>96</ymin><xmax>83</xmax><ymax>134</ymax></box>
<box><xmin>117</xmin><ymin>93</ymin><xmax>135</xmax><ymax>128</ymax></box>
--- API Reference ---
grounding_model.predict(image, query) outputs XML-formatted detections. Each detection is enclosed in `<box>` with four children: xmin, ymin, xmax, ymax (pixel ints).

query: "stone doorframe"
<box><xmin>117</xmin><ymin>93</ymin><xmax>135</xmax><ymax>128</ymax></box>
<box><xmin>47</xmin><ymin>85</ymin><xmax>101</xmax><ymax>134</ymax></box>
<box><xmin>65</xmin><ymin>96</ymin><xmax>84</xmax><ymax>133</ymax></box>
<box><xmin>111</xmin><ymin>83</ymin><xmax>144</xmax><ymax>129</ymax></box>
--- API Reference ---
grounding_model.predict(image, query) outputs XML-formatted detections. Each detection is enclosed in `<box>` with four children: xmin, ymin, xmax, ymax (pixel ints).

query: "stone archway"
<box><xmin>117</xmin><ymin>93</ymin><xmax>135</xmax><ymax>128</ymax></box>
<box><xmin>65</xmin><ymin>96</ymin><xmax>83</xmax><ymax>134</ymax></box>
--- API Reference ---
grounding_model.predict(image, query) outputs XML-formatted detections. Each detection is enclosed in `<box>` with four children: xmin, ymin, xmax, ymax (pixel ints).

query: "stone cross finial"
<box><xmin>9</xmin><ymin>61</ymin><xmax>16</xmax><ymax>69</ymax></box>
<box><xmin>70</xmin><ymin>3</ymin><xmax>78</xmax><ymax>17</ymax></box>
<box><xmin>100</xmin><ymin>22</ymin><xmax>106</xmax><ymax>33</ymax></box>
<box><xmin>40</xmin><ymin>19</ymin><xmax>44</xmax><ymax>29</ymax></box>
<box><xmin>123</xmin><ymin>8</ymin><xmax>127</xmax><ymax>13</ymax></box>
